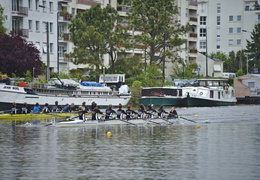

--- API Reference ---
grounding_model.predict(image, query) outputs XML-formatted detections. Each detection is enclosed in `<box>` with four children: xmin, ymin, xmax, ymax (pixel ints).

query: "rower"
<box><xmin>146</xmin><ymin>104</ymin><xmax>157</xmax><ymax>118</ymax></box>
<box><xmin>78</xmin><ymin>106</ymin><xmax>86</xmax><ymax>121</ymax></box>
<box><xmin>105</xmin><ymin>104</ymin><xmax>116</xmax><ymax>120</ymax></box>
<box><xmin>137</xmin><ymin>104</ymin><xmax>147</xmax><ymax>119</ymax></box>
<box><xmin>116</xmin><ymin>103</ymin><xmax>126</xmax><ymax>120</ymax></box>
<box><xmin>21</xmin><ymin>102</ymin><xmax>31</xmax><ymax>114</ymax></box>
<box><xmin>11</xmin><ymin>102</ymin><xmax>19</xmax><ymax>114</ymax></box>
<box><xmin>42</xmin><ymin>103</ymin><xmax>51</xmax><ymax>113</ymax></box>
<box><xmin>52</xmin><ymin>101</ymin><xmax>62</xmax><ymax>112</ymax></box>
<box><xmin>125</xmin><ymin>105</ymin><xmax>138</xmax><ymax>119</ymax></box>
<box><xmin>91</xmin><ymin>105</ymin><xmax>103</xmax><ymax>120</ymax></box>
<box><xmin>158</xmin><ymin>105</ymin><xmax>167</xmax><ymax>118</ymax></box>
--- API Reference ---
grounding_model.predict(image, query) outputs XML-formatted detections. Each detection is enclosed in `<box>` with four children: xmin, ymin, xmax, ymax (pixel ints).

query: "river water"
<box><xmin>0</xmin><ymin>105</ymin><xmax>260</xmax><ymax>180</ymax></box>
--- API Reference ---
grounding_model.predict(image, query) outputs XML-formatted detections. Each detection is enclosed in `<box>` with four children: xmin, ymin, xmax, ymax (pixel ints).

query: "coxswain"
<box><xmin>167</xmin><ymin>107</ymin><xmax>178</xmax><ymax>119</ymax></box>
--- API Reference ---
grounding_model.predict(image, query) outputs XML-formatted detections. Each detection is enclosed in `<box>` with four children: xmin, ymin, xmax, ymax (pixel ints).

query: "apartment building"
<box><xmin>197</xmin><ymin>0</ymin><xmax>258</xmax><ymax>55</ymax></box>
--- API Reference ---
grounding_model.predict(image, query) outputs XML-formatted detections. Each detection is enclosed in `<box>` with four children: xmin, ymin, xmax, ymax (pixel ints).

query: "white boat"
<box><xmin>0</xmin><ymin>80</ymin><xmax>131</xmax><ymax>111</ymax></box>
<box><xmin>52</xmin><ymin>117</ymin><xmax>185</xmax><ymax>128</ymax></box>
<box><xmin>181</xmin><ymin>79</ymin><xmax>237</xmax><ymax>106</ymax></box>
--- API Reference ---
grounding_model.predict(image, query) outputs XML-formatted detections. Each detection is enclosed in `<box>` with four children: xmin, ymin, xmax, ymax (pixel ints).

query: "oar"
<box><xmin>119</xmin><ymin>119</ymin><xmax>138</xmax><ymax>126</ymax></box>
<box><xmin>145</xmin><ymin>118</ymin><xmax>162</xmax><ymax>125</ymax></box>
<box><xmin>161</xmin><ymin>118</ymin><xmax>175</xmax><ymax>124</ymax></box>
<box><xmin>178</xmin><ymin>116</ymin><xmax>197</xmax><ymax>123</ymax></box>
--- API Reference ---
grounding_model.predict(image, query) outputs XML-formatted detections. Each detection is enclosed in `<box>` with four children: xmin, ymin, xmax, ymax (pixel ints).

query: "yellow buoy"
<box><xmin>195</xmin><ymin>115</ymin><xmax>198</xmax><ymax>117</ymax></box>
<box><xmin>243</xmin><ymin>112</ymin><xmax>246</xmax><ymax>114</ymax></box>
<box><xmin>196</xmin><ymin>125</ymin><xmax>201</xmax><ymax>129</ymax></box>
<box><xmin>107</xmin><ymin>131</ymin><xmax>112</xmax><ymax>136</ymax></box>
<box><xmin>183</xmin><ymin>107</ymin><xmax>187</xmax><ymax>109</ymax></box>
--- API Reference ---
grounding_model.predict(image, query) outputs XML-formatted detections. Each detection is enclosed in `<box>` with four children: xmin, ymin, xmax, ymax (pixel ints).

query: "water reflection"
<box><xmin>0</xmin><ymin>105</ymin><xmax>260</xmax><ymax>179</ymax></box>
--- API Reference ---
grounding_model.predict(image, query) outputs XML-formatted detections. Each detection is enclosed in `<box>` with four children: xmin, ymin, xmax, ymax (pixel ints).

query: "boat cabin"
<box><xmin>198</xmin><ymin>79</ymin><xmax>228</xmax><ymax>87</ymax></box>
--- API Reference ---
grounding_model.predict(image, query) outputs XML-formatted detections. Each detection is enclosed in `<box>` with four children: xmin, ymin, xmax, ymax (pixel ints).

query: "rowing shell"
<box><xmin>0</xmin><ymin>112</ymin><xmax>77</xmax><ymax>121</ymax></box>
<box><xmin>53</xmin><ymin>117</ymin><xmax>181</xmax><ymax>128</ymax></box>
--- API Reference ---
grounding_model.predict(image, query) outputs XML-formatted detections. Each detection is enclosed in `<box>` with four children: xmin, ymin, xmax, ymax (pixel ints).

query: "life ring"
<box><xmin>199</xmin><ymin>92</ymin><xmax>203</xmax><ymax>95</ymax></box>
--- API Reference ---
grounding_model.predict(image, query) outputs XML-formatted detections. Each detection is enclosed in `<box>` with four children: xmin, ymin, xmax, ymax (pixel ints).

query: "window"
<box><xmin>229</xmin><ymin>28</ymin><xmax>233</xmax><ymax>33</ymax></box>
<box><xmin>72</xmin><ymin>8</ymin><xmax>75</xmax><ymax>17</ymax></box>
<box><xmin>229</xmin><ymin>39</ymin><xmax>233</xmax><ymax>45</ymax></box>
<box><xmin>200</xmin><ymin>16</ymin><xmax>206</xmax><ymax>25</ymax></box>
<box><xmin>248</xmin><ymin>82</ymin><xmax>255</xmax><ymax>89</ymax></box>
<box><xmin>36</xmin><ymin>21</ymin><xmax>39</xmax><ymax>31</ymax></box>
<box><xmin>200</xmin><ymin>28</ymin><xmax>206</xmax><ymax>37</ymax></box>
<box><xmin>237</xmin><ymin>15</ymin><xmax>241</xmax><ymax>21</ymax></box>
<box><xmin>217</xmin><ymin>27</ymin><xmax>220</xmax><ymax>37</ymax></box>
<box><xmin>214</xmin><ymin>64</ymin><xmax>221</xmax><ymax>71</ymax></box>
<box><xmin>237</xmin><ymin>27</ymin><xmax>241</xmax><ymax>33</ymax></box>
<box><xmin>29</xmin><ymin>20</ymin><xmax>32</xmax><ymax>31</ymax></box>
<box><xmin>237</xmin><ymin>39</ymin><xmax>241</xmax><ymax>45</ymax></box>
<box><xmin>28</xmin><ymin>0</ymin><xmax>32</xmax><ymax>9</ymax></box>
<box><xmin>200</xmin><ymin>41</ymin><xmax>206</xmax><ymax>49</ymax></box>
<box><xmin>50</xmin><ymin>22</ymin><xmax>53</xmax><ymax>33</ymax></box>
<box><xmin>229</xmin><ymin>16</ymin><xmax>233</xmax><ymax>21</ymax></box>
<box><xmin>35</xmin><ymin>0</ymin><xmax>39</xmax><ymax>10</ymax></box>
<box><xmin>59</xmin><ymin>45</ymin><xmax>66</xmax><ymax>58</ymax></box>
<box><xmin>50</xmin><ymin>43</ymin><xmax>53</xmax><ymax>53</ymax></box>
<box><xmin>258</xmin><ymin>14</ymin><xmax>260</xmax><ymax>23</ymax></box>
<box><xmin>217</xmin><ymin>3</ymin><xmax>221</xmax><ymax>14</ymax></box>
<box><xmin>216</xmin><ymin>39</ymin><xmax>220</xmax><ymax>49</ymax></box>
<box><xmin>49</xmin><ymin>2</ymin><xmax>53</xmax><ymax>12</ymax></box>
<box><xmin>217</xmin><ymin>16</ymin><xmax>220</xmax><ymax>25</ymax></box>
<box><xmin>42</xmin><ymin>1</ymin><xmax>46</xmax><ymax>11</ymax></box>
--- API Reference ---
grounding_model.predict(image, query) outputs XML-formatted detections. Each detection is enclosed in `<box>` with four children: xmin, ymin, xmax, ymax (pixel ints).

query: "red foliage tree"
<box><xmin>0</xmin><ymin>33</ymin><xmax>42</xmax><ymax>77</ymax></box>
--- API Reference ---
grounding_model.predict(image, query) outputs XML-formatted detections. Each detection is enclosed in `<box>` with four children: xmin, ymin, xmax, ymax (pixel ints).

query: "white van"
<box><xmin>222</xmin><ymin>73</ymin><xmax>236</xmax><ymax>78</ymax></box>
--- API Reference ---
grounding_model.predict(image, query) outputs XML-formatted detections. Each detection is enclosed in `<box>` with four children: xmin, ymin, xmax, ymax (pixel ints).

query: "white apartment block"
<box><xmin>197</xmin><ymin>0</ymin><xmax>259</xmax><ymax>55</ymax></box>
<box><xmin>1</xmin><ymin>0</ymin><xmax>114</xmax><ymax>77</ymax></box>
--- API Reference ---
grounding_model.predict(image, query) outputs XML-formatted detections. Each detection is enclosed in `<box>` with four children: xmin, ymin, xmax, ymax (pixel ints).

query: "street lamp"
<box><xmin>242</xmin><ymin>29</ymin><xmax>257</xmax><ymax>73</ymax></box>
<box><xmin>39</xmin><ymin>5</ymin><xmax>59</xmax><ymax>75</ymax></box>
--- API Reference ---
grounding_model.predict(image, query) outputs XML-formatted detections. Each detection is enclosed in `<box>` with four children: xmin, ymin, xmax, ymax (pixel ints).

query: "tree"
<box><xmin>0</xmin><ymin>33</ymin><xmax>42</xmax><ymax>77</ymax></box>
<box><xmin>127</xmin><ymin>0</ymin><xmax>189</xmax><ymax>82</ymax></box>
<box><xmin>0</xmin><ymin>5</ymin><xmax>7</xmax><ymax>34</ymax></box>
<box><xmin>245</xmin><ymin>23</ymin><xmax>260</xmax><ymax>73</ymax></box>
<box><xmin>69</xmin><ymin>5</ymin><xmax>128</xmax><ymax>75</ymax></box>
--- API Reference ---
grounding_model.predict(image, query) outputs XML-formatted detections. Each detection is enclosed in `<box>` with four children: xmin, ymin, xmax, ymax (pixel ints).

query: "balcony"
<box><xmin>189</xmin><ymin>16</ymin><xmax>198</xmax><ymax>22</ymax></box>
<box><xmin>117</xmin><ymin>5</ymin><xmax>131</xmax><ymax>12</ymax></box>
<box><xmin>59</xmin><ymin>33</ymin><xmax>70</xmax><ymax>41</ymax></box>
<box><xmin>12</xmin><ymin>6</ymin><xmax>28</xmax><ymax>16</ymax></box>
<box><xmin>59</xmin><ymin>12</ymin><xmax>72</xmax><ymax>22</ymax></box>
<box><xmin>58</xmin><ymin>0</ymin><xmax>72</xmax><ymax>2</ymax></box>
<box><xmin>76</xmin><ymin>0</ymin><xmax>101</xmax><ymax>6</ymax></box>
<box><xmin>12</xmin><ymin>29</ymin><xmax>29</xmax><ymax>38</ymax></box>
<box><xmin>190</xmin><ymin>49</ymin><xmax>198</xmax><ymax>53</ymax></box>
<box><xmin>190</xmin><ymin>33</ymin><xmax>197</xmax><ymax>38</ymax></box>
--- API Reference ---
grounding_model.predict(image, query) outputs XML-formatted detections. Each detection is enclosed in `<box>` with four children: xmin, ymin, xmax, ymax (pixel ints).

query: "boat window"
<box><xmin>199</xmin><ymin>81</ymin><xmax>206</xmax><ymax>86</ymax></box>
<box><xmin>212</xmin><ymin>81</ymin><xmax>219</xmax><ymax>86</ymax></box>
<box><xmin>210</xmin><ymin>91</ymin><xmax>214</xmax><ymax>98</ymax></box>
<box><xmin>4</xmin><ymin>86</ymin><xmax>11</xmax><ymax>89</ymax></box>
<box><xmin>207</xmin><ymin>81</ymin><xmax>213</xmax><ymax>86</ymax></box>
<box><xmin>218</xmin><ymin>91</ymin><xmax>221</xmax><ymax>99</ymax></box>
<box><xmin>12</xmin><ymin>87</ymin><xmax>19</xmax><ymax>90</ymax></box>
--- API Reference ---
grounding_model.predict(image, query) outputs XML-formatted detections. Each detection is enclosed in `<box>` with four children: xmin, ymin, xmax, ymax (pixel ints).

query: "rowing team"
<box><xmin>78</xmin><ymin>104</ymin><xmax>178</xmax><ymax>121</ymax></box>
